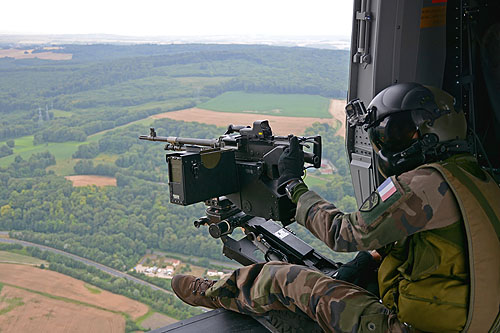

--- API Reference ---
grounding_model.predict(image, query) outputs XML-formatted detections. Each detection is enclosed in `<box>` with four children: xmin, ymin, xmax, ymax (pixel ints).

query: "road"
<box><xmin>0</xmin><ymin>235</ymin><xmax>174</xmax><ymax>295</ymax></box>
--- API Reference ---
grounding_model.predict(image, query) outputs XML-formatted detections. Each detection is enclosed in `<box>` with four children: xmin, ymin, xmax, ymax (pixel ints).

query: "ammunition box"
<box><xmin>167</xmin><ymin>149</ymin><xmax>239</xmax><ymax>205</ymax></box>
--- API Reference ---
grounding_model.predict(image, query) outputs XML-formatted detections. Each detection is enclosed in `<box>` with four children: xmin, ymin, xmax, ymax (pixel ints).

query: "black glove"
<box><xmin>278</xmin><ymin>136</ymin><xmax>304</xmax><ymax>190</ymax></box>
<box><xmin>334</xmin><ymin>251</ymin><xmax>380</xmax><ymax>296</ymax></box>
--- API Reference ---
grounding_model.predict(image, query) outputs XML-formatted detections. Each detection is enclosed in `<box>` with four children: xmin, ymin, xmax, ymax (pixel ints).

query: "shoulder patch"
<box><xmin>360</xmin><ymin>191</ymin><xmax>380</xmax><ymax>212</ymax></box>
<box><xmin>377</xmin><ymin>177</ymin><xmax>397</xmax><ymax>202</ymax></box>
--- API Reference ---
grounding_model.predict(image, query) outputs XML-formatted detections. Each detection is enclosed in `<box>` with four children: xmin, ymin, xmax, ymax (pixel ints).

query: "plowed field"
<box><xmin>0</xmin><ymin>264</ymin><xmax>148</xmax><ymax>321</ymax></box>
<box><xmin>0</xmin><ymin>285</ymin><xmax>124</xmax><ymax>333</ymax></box>
<box><xmin>65</xmin><ymin>175</ymin><xmax>117</xmax><ymax>187</ymax></box>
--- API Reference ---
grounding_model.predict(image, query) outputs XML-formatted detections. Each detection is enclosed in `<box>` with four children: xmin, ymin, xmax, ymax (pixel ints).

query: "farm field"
<box><xmin>65</xmin><ymin>175</ymin><xmax>117</xmax><ymax>187</ymax></box>
<box><xmin>198</xmin><ymin>91</ymin><xmax>332</xmax><ymax>118</ymax></box>
<box><xmin>152</xmin><ymin>107</ymin><xmax>338</xmax><ymax>136</ymax></box>
<box><xmin>0</xmin><ymin>264</ymin><xmax>148</xmax><ymax>319</ymax></box>
<box><xmin>0</xmin><ymin>285</ymin><xmax>124</xmax><ymax>333</ymax></box>
<box><xmin>0</xmin><ymin>263</ymin><xmax>162</xmax><ymax>332</ymax></box>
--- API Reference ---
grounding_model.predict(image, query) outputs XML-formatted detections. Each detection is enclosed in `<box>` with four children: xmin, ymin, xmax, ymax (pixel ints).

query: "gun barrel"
<box><xmin>139</xmin><ymin>135</ymin><xmax>218</xmax><ymax>147</ymax></box>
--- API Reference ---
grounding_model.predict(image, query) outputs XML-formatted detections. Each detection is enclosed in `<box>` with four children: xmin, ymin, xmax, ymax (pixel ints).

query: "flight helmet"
<box><xmin>346</xmin><ymin>82</ymin><xmax>468</xmax><ymax>177</ymax></box>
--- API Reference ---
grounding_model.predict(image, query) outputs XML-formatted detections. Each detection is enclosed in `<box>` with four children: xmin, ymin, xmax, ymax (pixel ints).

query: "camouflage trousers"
<box><xmin>205</xmin><ymin>261</ymin><xmax>408</xmax><ymax>333</ymax></box>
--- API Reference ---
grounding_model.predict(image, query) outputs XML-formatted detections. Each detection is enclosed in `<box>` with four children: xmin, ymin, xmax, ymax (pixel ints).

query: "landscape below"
<box><xmin>0</xmin><ymin>43</ymin><xmax>355</xmax><ymax>332</ymax></box>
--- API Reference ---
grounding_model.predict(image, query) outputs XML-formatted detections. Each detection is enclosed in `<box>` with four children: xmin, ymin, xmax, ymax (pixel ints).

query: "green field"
<box><xmin>0</xmin><ymin>117</ymin><xmax>155</xmax><ymax>175</ymax></box>
<box><xmin>303</xmin><ymin>173</ymin><xmax>336</xmax><ymax>188</ymax></box>
<box><xmin>0</xmin><ymin>136</ymin><xmax>82</xmax><ymax>168</ymax></box>
<box><xmin>0</xmin><ymin>251</ymin><xmax>47</xmax><ymax>266</ymax></box>
<box><xmin>198</xmin><ymin>92</ymin><xmax>332</xmax><ymax>118</ymax></box>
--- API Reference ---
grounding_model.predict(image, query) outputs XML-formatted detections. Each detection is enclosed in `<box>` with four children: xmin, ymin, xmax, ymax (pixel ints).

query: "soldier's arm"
<box><xmin>295</xmin><ymin>168</ymin><xmax>462</xmax><ymax>251</ymax></box>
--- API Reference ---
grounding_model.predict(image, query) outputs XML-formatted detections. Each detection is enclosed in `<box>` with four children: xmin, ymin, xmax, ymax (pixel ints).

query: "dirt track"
<box><xmin>65</xmin><ymin>175</ymin><xmax>117</xmax><ymax>187</ymax></box>
<box><xmin>151</xmin><ymin>99</ymin><xmax>346</xmax><ymax>136</ymax></box>
<box><xmin>329</xmin><ymin>99</ymin><xmax>347</xmax><ymax>137</ymax></box>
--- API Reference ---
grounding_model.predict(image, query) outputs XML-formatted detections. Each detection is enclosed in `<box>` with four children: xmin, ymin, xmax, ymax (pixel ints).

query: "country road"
<box><xmin>0</xmin><ymin>235</ymin><xmax>174</xmax><ymax>296</ymax></box>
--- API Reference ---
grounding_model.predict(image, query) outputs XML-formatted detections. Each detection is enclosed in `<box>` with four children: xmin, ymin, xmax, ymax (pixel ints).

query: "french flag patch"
<box><xmin>377</xmin><ymin>177</ymin><xmax>397</xmax><ymax>202</ymax></box>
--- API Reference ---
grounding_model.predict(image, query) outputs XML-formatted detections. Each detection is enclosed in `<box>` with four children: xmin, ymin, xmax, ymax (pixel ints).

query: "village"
<box><xmin>133</xmin><ymin>253</ymin><xmax>229</xmax><ymax>280</ymax></box>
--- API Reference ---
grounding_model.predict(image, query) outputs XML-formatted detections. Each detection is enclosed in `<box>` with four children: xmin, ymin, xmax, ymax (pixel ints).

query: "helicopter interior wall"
<box><xmin>348</xmin><ymin>0</ymin><xmax>500</xmax><ymax>207</ymax></box>
<box><xmin>442</xmin><ymin>0</ymin><xmax>500</xmax><ymax>179</ymax></box>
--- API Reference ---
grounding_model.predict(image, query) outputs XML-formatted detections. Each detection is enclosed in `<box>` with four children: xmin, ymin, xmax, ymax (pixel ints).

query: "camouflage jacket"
<box><xmin>295</xmin><ymin>167</ymin><xmax>462</xmax><ymax>251</ymax></box>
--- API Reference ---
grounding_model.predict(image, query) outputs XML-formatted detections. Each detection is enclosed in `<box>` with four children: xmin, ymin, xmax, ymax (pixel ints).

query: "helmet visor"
<box><xmin>368</xmin><ymin>112</ymin><xmax>418</xmax><ymax>153</ymax></box>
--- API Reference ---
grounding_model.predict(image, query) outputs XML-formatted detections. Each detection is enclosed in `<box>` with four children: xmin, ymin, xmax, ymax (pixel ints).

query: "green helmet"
<box><xmin>364</xmin><ymin>82</ymin><xmax>468</xmax><ymax>177</ymax></box>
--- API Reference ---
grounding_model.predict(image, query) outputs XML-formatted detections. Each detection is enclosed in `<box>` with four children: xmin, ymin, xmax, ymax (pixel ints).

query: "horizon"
<box><xmin>0</xmin><ymin>33</ymin><xmax>352</xmax><ymax>50</ymax></box>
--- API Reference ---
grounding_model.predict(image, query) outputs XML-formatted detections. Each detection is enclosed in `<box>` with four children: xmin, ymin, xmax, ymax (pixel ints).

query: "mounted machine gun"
<box><xmin>139</xmin><ymin>120</ymin><xmax>340</xmax><ymax>276</ymax></box>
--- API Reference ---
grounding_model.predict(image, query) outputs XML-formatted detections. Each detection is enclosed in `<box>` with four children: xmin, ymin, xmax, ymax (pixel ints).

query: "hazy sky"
<box><xmin>2</xmin><ymin>0</ymin><xmax>353</xmax><ymax>37</ymax></box>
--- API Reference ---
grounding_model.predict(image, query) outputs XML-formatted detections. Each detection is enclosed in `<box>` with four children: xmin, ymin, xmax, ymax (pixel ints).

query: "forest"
<box><xmin>0</xmin><ymin>43</ymin><xmax>355</xmax><ymax>320</ymax></box>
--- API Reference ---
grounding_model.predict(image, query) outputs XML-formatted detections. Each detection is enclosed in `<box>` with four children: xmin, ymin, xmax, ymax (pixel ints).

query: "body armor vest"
<box><xmin>378</xmin><ymin>155</ymin><xmax>500</xmax><ymax>332</ymax></box>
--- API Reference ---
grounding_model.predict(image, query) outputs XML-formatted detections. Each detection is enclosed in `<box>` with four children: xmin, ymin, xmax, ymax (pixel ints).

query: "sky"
<box><xmin>1</xmin><ymin>0</ymin><xmax>353</xmax><ymax>37</ymax></box>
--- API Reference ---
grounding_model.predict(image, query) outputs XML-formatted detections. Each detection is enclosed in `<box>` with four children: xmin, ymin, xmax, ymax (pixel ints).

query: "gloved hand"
<box><xmin>278</xmin><ymin>136</ymin><xmax>304</xmax><ymax>190</ymax></box>
<box><xmin>333</xmin><ymin>251</ymin><xmax>380</xmax><ymax>296</ymax></box>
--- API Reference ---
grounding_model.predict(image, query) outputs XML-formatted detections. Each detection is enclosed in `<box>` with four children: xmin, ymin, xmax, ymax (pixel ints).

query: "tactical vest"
<box><xmin>378</xmin><ymin>155</ymin><xmax>500</xmax><ymax>332</ymax></box>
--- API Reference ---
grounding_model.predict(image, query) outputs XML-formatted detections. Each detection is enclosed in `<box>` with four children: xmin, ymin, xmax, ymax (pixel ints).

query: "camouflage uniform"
<box><xmin>205</xmin><ymin>167</ymin><xmax>463</xmax><ymax>333</ymax></box>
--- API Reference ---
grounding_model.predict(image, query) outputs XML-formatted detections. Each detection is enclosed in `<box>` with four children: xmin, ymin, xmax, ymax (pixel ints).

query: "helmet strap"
<box><xmin>379</xmin><ymin>134</ymin><xmax>472</xmax><ymax>176</ymax></box>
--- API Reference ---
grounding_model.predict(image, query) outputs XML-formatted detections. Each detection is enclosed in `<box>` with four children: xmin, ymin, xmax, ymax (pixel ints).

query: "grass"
<box><xmin>303</xmin><ymin>173</ymin><xmax>336</xmax><ymax>188</ymax></box>
<box><xmin>198</xmin><ymin>91</ymin><xmax>332</xmax><ymax>118</ymax></box>
<box><xmin>51</xmin><ymin>109</ymin><xmax>73</xmax><ymax>118</ymax></box>
<box><xmin>135</xmin><ymin>308</ymin><xmax>155</xmax><ymax>327</ymax></box>
<box><xmin>83</xmin><ymin>284</ymin><xmax>101</xmax><ymax>294</ymax></box>
<box><xmin>93</xmin><ymin>153</ymin><xmax>119</xmax><ymax>164</ymax></box>
<box><xmin>46</xmin><ymin>159</ymin><xmax>79</xmax><ymax>176</ymax></box>
<box><xmin>0</xmin><ymin>136</ymin><xmax>82</xmax><ymax>168</ymax></box>
<box><xmin>0</xmin><ymin>295</ymin><xmax>24</xmax><ymax>315</ymax></box>
<box><xmin>0</xmin><ymin>251</ymin><xmax>48</xmax><ymax>266</ymax></box>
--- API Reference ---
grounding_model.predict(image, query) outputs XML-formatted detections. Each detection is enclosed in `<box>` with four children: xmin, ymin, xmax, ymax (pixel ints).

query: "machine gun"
<box><xmin>139</xmin><ymin>120</ymin><xmax>340</xmax><ymax>276</ymax></box>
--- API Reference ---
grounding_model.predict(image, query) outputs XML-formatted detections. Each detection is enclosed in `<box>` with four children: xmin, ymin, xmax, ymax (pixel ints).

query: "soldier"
<box><xmin>172</xmin><ymin>83</ymin><xmax>500</xmax><ymax>332</ymax></box>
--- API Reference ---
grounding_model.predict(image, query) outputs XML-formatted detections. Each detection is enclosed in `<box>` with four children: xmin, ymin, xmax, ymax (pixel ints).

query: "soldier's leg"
<box><xmin>206</xmin><ymin>261</ymin><xmax>407</xmax><ymax>333</ymax></box>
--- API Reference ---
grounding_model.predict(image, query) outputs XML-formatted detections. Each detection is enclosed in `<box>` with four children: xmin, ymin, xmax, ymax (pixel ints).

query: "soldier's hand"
<box><xmin>333</xmin><ymin>251</ymin><xmax>380</xmax><ymax>296</ymax></box>
<box><xmin>278</xmin><ymin>136</ymin><xmax>304</xmax><ymax>189</ymax></box>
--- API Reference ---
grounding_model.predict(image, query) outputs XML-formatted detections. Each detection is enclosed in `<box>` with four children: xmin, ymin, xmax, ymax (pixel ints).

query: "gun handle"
<box><xmin>303</xmin><ymin>136</ymin><xmax>321</xmax><ymax>168</ymax></box>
